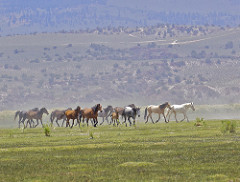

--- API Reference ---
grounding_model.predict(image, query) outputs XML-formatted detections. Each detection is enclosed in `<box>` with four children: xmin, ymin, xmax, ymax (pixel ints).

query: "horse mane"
<box><xmin>159</xmin><ymin>102</ymin><xmax>168</xmax><ymax>109</ymax></box>
<box><xmin>74</xmin><ymin>106</ymin><xmax>80</xmax><ymax>112</ymax></box>
<box><xmin>128</xmin><ymin>104</ymin><xmax>136</xmax><ymax>108</ymax></box>
<box><xmin>92</xmin><ymin>104</ymin><xmax>99</xmax><ymax>114</ymax></box>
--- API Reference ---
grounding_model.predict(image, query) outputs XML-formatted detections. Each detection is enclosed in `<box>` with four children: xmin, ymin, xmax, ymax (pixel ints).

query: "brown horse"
<box><xmin>111</xmin><ymin>112</ymin><xmax>120</xmax><ymax>126</ymax></box>
<box><xmin>50</xmin><ymin>108</ymin><xmax>72</xmax><ymax>127</ymax></box>
<box><xmin>80</xmin><ymin>104</ymin><xmax>102</xmax><ymax>127</ymax></box>
<box><xmin>144</xmin><ymin>102</ymin><xmax>171</xmax><ymax>123</ymax></box>
<box><xmin>114</xmin><ymin>107</ymin><xmax>124</xmax><ymax>116</ymax></box>
<box><xmin>65</xmin><ymin>106</ymin><xmax>81</xmax><ymax>128</ymax></box>
<box><xmin>22</xmin><ymin>107</ymin><xmax>49</xmax><ymax>128</ymax></box>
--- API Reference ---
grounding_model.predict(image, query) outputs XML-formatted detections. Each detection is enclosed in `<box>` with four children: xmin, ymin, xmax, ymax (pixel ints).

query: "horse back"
<box><xmin>26</xmin><ymin>110</ymin><xmax>38</xmax><ymax>119</ymax></box>
<box><xmin>81</xmin><ymin>108</ymin><xmax>96</xmax><ymax>118</ymax></box>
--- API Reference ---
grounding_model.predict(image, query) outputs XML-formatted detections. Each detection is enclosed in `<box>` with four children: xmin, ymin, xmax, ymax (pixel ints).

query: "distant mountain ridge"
<box><xmin>0</xmin><ymin>0</ymin><xmax>240</xmax><ymax>35</ymax></box>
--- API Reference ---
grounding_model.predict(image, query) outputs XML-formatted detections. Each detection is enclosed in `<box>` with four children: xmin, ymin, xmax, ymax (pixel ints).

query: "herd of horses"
<box><xmin>14</xmin><ymin>102</ymin><xmax>195</xmax><ymax>129</ymax></box>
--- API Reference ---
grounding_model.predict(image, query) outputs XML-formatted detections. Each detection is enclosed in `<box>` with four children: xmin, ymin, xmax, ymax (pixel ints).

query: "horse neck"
<box><xmin>38</xmin><ymin>109</ymin><xmax>45</xmax><ymax>116</ymax></box>
<box><xmin>92</xmin><ymin>105</ymin><xmax>98</xmax><ymax>114</ymax></box>
<box><xmin>183</xmin><ymin>104</ymin><xmax>191</xmax><ymax>110</ymax></box>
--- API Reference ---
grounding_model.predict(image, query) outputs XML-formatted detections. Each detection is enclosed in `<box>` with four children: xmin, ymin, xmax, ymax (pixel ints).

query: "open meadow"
<box><xmin>0</xmin><ymin>119</ymin><xmax>239</xmax><ymax>181</ymax></box>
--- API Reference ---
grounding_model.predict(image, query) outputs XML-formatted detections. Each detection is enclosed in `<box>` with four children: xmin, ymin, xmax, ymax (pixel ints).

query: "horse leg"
<box><xmin>124</xmin><ymin>116</ymin><xmax>127</xmax><ymax>127</ymax></box>
<box><xmin>71</xmin><ymin>119</ymin><xmax>75</xmax><ymax>128</ymax></box>
<box><xmin>19</xmin><ymin>117</ymin><xmax>24</xmax><ymax>128</ymax></box>
<box><xmin>25</xmin><ymin>119</ymin><xmax>30</xmax><ymax>128</ymax></box>
<box><xmin>94</xmin><ymin>118</ymin><xmax>98</xmax><ymax>127</ymax></box>
<box><xmin>40</xmin><ymin>119</ymin><xmax>43</xmax><ymax>127</ymax></box>
<box><xmin>174</xmin><ymin>111</ymin><xmax>178</xmax><ymax>123</ymax></box>
<box><xmin>35</xmin><ymin>119</ymin><xmax>39</xmax><ymax>127</ymax></box>
<box><xmin>66</xmin><ymin>119</ymin><xmax>69</xmax><ymax>127</ymax></box>
<box><xmin>86</xmin><ymin>118</ymin><xmax>89</xmax><ymax>127</ymax></box>
<box><xmin>77</xmin><ymin>118</ymin><xmax>80</xmax><ymax>127</ymax></box>
<box><xmin>106</xmin><ymin>116</ymin><xmax>110</xmax><ymax>125</ymax></box>
<box><xmin>117</xmin><ymin>119</ymin><xmax>120</xmax><ymax>126</ymax></box>
<box><xmin>180</xmin><ymin>112</ymin><xmax>186</xmax><ymax>122</ymax></box>
<box><xmin>145</xmin><ymin>114</ymin><xmax>149</xmax><ymax>123</ymax></box>
<box><xmin>18</xmin><ymin>118</ymin><xmax>21</xmax><ymax>128</ymax></box>
<box><xmin>167</xmin><ymin>109</ymin><xmax>171</xmax><ymax>122</ymax></box>
<box><xmin>61</xmin><ymin>119</ymin><xmax>65</xmax><ymax>127</ymax></box>
<box><xmin>163</xmin><ymin>113</ymin><xmax>168</xmax><ymax>123</ymax></box>
<box><xmin>181</xmin><ymin>112</ymin><xmax>189</xmax><ymax>122</ymax></box>
<box><xmin>150</xmin><ymin>114</ymin><xmax>154</xmax><ymax>124</ymax></box>
<box><xmin>128</xmin><ymin>117</ymin><xmax>132</xmax><ymax>126</ymax></box>
<box><xmin>155</xmin><ymin>113</ymin><xmax>161</xmax><ymax>123</ymax></box>
<box><xmin>100</xmin><ymin>117</ymin><xmax>104</xmax><ymax>125</ymax></box>
<box><xmin>56</xmin><ymin>119</ymin><xmax>60</xmax><ymax>127</ymax></box>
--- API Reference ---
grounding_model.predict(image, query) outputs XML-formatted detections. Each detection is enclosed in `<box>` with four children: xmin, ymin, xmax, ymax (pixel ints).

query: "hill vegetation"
<box><xmin>1</xmin><ymin>0</ymin><xmax>240</xmax><ymax>35</ymax></box>
<box><xmin>0</xmin><ymin>25</ymin><xmax>240</xmax><ymax>110</ymax></box>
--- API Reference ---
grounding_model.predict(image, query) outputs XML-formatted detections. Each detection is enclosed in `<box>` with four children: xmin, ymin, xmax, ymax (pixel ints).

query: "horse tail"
<box><xmin>14</xmin><ymin>111</ymin><xmax>20</xmax><ymax>120</ymax></box>
<box><xmin>144</xmin><ymin>107</ymin><xmax>148</xmax><ymax>120</ymax></box>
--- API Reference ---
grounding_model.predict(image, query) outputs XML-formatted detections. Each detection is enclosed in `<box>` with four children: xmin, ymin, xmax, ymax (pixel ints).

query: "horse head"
<box><xmin>166</xmin><ymin>102</ymin><xmax>172</xmax><ymax>110</ymax></box>
<box><xmin>41</xmin><ymin>107</ymin><xmax>49</xmax><ymax>115</ymax></box>
<box><xmin>135</xmin><ymin>107</ymin><xmax>141</xmax><ymax>117</ymax></box>
<box><xmin>190</xmin><ymin>102</ymin><xmax>195</xmax><ymax>111</ymax></box>
<box><xmin>98</xmin><ymin>104</ymin><xmax>102</xmax><ymax>112</ymax></box>
<box><xmin>75</xmin><ymin>106</ymin><xmax>81</xmax><ymax>113</ymax></box>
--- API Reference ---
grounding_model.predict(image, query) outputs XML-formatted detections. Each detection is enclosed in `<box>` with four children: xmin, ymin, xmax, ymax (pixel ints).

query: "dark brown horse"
<box><xmin>80</xmin><ymin>104</ymin><xmax>102</xmax><ymax>127</ymax></box>
<box><xmin>65</xmin><ymin>106</ymin><xmax>81</xmax><ymax>128</ymax></box>
<box><xmin>50</xmin><ymin>108</ymin><xmax>72</xmax><ymax>127</ymax></box>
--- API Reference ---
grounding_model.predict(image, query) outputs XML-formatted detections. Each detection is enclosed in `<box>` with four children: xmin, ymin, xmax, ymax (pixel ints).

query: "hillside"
<box><xmin>0</xmin><ymin>0</ymin><xmax>240</xmax><ymax>35</ymax></box>
<box><xmin>0</xmin><ymin>25</ymin><xmax>240</xmax><ymax>110</ymax></box>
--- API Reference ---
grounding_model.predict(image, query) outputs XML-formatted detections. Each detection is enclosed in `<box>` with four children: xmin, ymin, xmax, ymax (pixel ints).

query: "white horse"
<box><xmin>167</xmin><ymin>102</ymin><xmax>195</xmax><ymax>123</ymax></box>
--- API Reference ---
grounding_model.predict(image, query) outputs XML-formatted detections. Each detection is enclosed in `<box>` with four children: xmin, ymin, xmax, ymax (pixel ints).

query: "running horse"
<box><xmin>98</xmin><ymin>105</ymin><xmax>114</xmax><ymax>125</ymax></box>
<box><xmin>167</xmin><ymin>102</ymin><xmax>195</xmax><ymax>123</ymax></box>
<box><xmin>122</xmin><ymin>106</ymin><xmax>141</xmax><ymax>126</ymax></box>
<box><xmin>65</xmin><ymin>106</ymin><xmax>81</xmax><ymax>128</ymax></box>
<box><xmin>21</xmin><ymin>107</ymin><xmax>49</xmax><ymax>128</ymax></box>
<box><xmin>80</xmin><ymin>104</ymin><xmax>102</xmax><ymax>127</ymax></box>
<box><xmin>50</xmin><ymin>107</ymin><xmax>72</xmax><ymax>127</ymax></box>
<box><xmin>14</xmin><ymin>108</ymin><xmax>39</xmax><ymax>128</ymax></box>
<box><xmin>144</xmin><ymin>102</ymin><xmax>171</xmax><ymax>123</ymax></box>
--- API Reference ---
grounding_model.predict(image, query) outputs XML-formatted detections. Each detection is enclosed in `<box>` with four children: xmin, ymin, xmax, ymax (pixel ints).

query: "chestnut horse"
<box><xmin>144</xmin><ymin>102</ymin><xmax>171</xmax><ymax>123</ymax></box>
<box><xmin>111</xmin><ymin>111</ymin><xmax>120</xmax><ymax>126</ymax></box>
<box><xmin>80</xmin><ymin>104</ymin><xmax>102</xmax><ymax>127</ymax></box>
<box><xmin>65</xmin><ymin>106</ymin><xmax>81</xmax><ymax>128</ymax></box>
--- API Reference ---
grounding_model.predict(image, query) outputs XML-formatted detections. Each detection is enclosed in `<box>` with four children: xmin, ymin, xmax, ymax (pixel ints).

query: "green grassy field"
<box><xmin>0</xmin><ymin>120</ymin><xmax>239</xmax><ymax>181</ymax></box>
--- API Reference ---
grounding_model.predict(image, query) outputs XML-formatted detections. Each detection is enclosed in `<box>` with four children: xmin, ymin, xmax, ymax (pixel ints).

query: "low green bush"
<box><xmin>43</xmin><ymin>124</ymin><xmax>51</xmax><ymax>137</ymax></box>
<box><xmin>221</xmin><ymin>120</ymin><xmax>237</xmax><ymax>134</ymax></box>
<box><xmin>194</xmin><ymin>117</ymin><xmax>205</xmax><ymax>127</ymax></box>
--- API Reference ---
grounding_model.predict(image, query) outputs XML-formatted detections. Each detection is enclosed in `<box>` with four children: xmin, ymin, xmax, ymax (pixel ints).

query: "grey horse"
<box><xmin>14</xmin><ymin>108</ymin><xmax>39</xmax><ymax>128</ymax></box>
<box><xmin>21</xmin><ymin>107</ymin><xmax>49</xmax><ymax>128</ymax></box>
<box><xmin>50</xmin><ymin>108</ymin><xmax>72</xmax><ymax>127</ymax></box>
<box><xmin>122</xmin><ymin>106</ymin><xmax>141</xmax><ymax>126</ymax></box>
<box><xmin>98</xmin><ymin>105</ymin><xmax>114</xmax><ymax>125</ymax></box>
